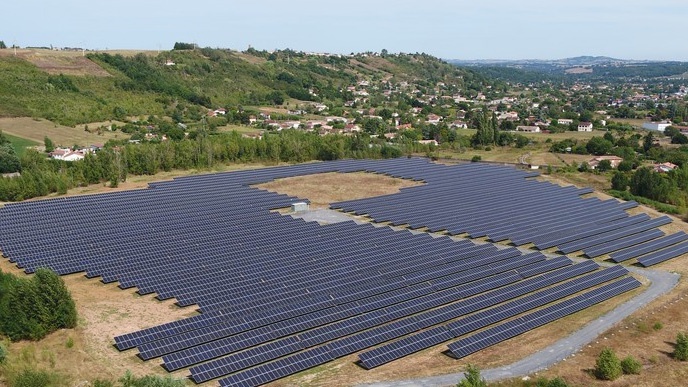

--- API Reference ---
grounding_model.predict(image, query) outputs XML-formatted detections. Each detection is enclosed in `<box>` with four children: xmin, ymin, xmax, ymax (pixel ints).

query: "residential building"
<box><xmin>577</xmin><ymin>122</ymin><xmax>593</xmax><ymax>132</ymax></box>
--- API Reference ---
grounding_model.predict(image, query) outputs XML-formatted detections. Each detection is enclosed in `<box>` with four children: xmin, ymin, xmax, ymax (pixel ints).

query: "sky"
<box><xmin>3</xmin><ymin>0</ymin><xmax>688</xmax><ymax>61</ymax></box>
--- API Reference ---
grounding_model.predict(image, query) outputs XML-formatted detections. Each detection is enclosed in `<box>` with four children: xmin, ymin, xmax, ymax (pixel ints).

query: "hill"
<box><xmin>0</xmin><ymin>47</ymin><xmax>488</xmax><ymax>127</ymax></box>
<box><xmin>448</xmin><ymin>56</ymin><xmax>688</xmax><ymax>83</ymax></box>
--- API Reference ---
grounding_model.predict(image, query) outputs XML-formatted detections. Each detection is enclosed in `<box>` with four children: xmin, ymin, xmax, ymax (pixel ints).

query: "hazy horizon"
<box><xmin>3</xmin><ymin>0</ymin><xmax>688</xmax><ymax>61</ymax></box>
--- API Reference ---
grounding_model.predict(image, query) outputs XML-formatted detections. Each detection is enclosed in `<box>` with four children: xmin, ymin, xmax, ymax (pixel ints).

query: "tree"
<box><xmin>643</xmin><ymin>132</ymin><xmax>655</xmax><ymax>153</ymax></box>
<box><xmin>611</xmin><ymin>171</ymin><xmax>629</xmax><ymax>191</ymax></box>
<box><xmin>617</xmin><ymin>160</ymin><xmax>633</xmax><ymax>172</ymax></box>
<box><xmin>0</xmin><ymin>41</ymin><xmax>6</xmax><ymax>49</ymax></box>
<box><xmin>597</xmin><ymin>159</ymin><xmax>613</xmax><ymax>172</ymax></box>
<box><xmin>0</xmin><ymin>144</ymin><xmax>21</xmax><ymax>173</ymax></box>
<box><xmin>44</xmin><ymin>136</ymin><xmax>55</xmax><ymax>153</ymax></box>
<box><xmin>472</xmin><ymin>108</ymin><xmax>496</xmax><ymax>146</ymax></box>
<box><xmin>674</xmin><ymin>332</ymin><xmax>688</xmax><ymax>361</ymax></box>
<box><xmin>594</xmin><ymin>347</ymin><xmax>622</xmax><ymax>381</ymax></box>
<box><xmin>0</xmin><ymin>268</ymin><xmax>77</xmax><ymax>341</ymax></box>
<box><xmin>586</xmin><ymin>137</ymin><xmax>613</xmax><ymax>156</ymax></box>
<box><xmin>621</xmin><ymin>355</ymin><xmax>641</xmax><ymax>375</ymax></box>
<box><xmin>457</xmin><ymin>364</ymin><xmax>487</xmax><ymax>387</ymax></box>
<box><xmin>173</xmin><ymin>42</ymin><xmax>195</xmax><ymax>50</ymax></box>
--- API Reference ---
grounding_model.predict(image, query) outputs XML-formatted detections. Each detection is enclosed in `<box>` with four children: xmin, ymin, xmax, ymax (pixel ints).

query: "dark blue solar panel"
<box><xmin>0</xmin><ymin>158</ymin><xmax>668</xmax><ymax>386</ymax></box>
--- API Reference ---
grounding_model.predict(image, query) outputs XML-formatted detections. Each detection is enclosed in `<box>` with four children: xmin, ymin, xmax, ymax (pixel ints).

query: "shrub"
<box><xmin>0</xmin><ymin>342</ymin><xmax>7</xmax><ymax>364</ymax></box>
<box><xmin>534</xmin><ymin>376</ymin><xmax>569</xmax><ymax>387</ymax></box>
<box><xmin>674</xmin><ymin>332</ymin><xmax>688</xmax><ymax>361</ymax></box>
<box><xmin>653</xmin><ymin>321</ymin><xmax>663</xmax><ymax>331</ymax></box>
<box><xmin>118</xmin><ymin>371</ymin><xmax>186</xmax><ymax>387</ymax></box>
<box><xmin>594</xmin><ymin>347</ymin><xmax>622</xmax><ymax>380</ymax></box>
<box><xmin>621</xmin><ymin>355</ymin><xmax>641</xmax><ymax>375</ymax></box>
<box><xmin>471</xmin><ymin>155</ymin><xmax>482</xmax><ymax>162</ymax></box>
<box><xmin>92</xmin><ymin>380</ymin><xmax>114</xmax><ymax>387</ymax></box>
<box><xmin>457</xmin><ymin>364</ymin><xmax>487</xmax><ymax>387</ymax></box>
<box><xmin>10</xmin><ymin>369</ymin><xmax>60</xmax><ymax>387</ymax></box>
<box><xmin>65</xmin><ymin>337</ymin><xmax>74</xmax><ymax>349</ymax></box>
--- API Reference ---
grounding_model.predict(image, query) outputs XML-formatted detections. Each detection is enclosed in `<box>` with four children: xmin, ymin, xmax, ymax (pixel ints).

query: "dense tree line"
<box><xmin>0</xmin><ymin>268</ymin><xmax>77</xmax><ymax>341</ymax></box>
<box><xmin>0</xmin><ymin>130</ymin><xmax>409</xmax><ymax>202</ymax></box>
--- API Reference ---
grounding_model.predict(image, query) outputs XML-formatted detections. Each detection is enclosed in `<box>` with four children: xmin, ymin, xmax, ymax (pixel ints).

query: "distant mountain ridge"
<box><xmin>447</xmin><ymin>56</ymin><xmax>688</xmax><ymax>82</ymax></box>
<box><xmin>447</xmin><ymin>56</ymin><xmax>644</xmax><ymax>67</ymax></box>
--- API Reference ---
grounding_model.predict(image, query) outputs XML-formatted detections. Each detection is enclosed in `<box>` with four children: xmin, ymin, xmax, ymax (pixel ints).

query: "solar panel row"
<box><xmin>0</xmin><ymin>158</ymin><xmax>667</xmax><ymax>386</ymax></box>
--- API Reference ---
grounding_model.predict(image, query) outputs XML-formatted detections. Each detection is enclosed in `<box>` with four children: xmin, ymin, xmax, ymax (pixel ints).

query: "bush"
<box><xmin>119</xmin><ymin>371</ymin><xmax>186</xmax><ymax>387</ymax></box>
<box><xmin>534</xmin><ymin>376</ymin><xmax>569</xmax><ymax>387</ymax></box>
<box><xmin>0</xmin><ymin>342</ymin><xmax>7</xmax><ymax>364</ymax></box>
<box><xmin>594</xmin><ymin>347</ymin><xmax>622</xmax><ymax>380</ymax></box>
<box><xmin>10</xmin><ymin>369</ymin><xmax>60</xmax><ymax>387</ymax></box>
<box><xmin>457</xmin><ymin>364</ymin><xmax>487</xmax><ymax>387</ymax></box>
<box><xmin>471</xmin><ymin>155</ymin><xmax>482</xmax><ymax>162</ymax></box>
<box><xmin>653</xmin><ymin>321</ymin><xmax>663</xmax><ymax>331</ymax></box>
<box><xmin>674</xmin><ymin>332</ymin><xmax>688</xmax><ymax>361</ymax></box>
<box><xmin>621</xmin><ymin>355</ymin><xmax>642</xmax><ymax>375</ymax></box>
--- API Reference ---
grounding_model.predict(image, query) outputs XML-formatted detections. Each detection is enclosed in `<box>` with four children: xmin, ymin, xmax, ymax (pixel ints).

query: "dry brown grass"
<box><xmin>0</xmin><ymin>258</ymin><xmax>195</xmax><ymax>384</ymax></box>
<box><xmin>0</xmin><ymin>117</ymin><xmax>123</xmax><ymax>147</ymax></box>
<box><xmin>254</xmin><ymin>172</ymin><xmax>424</xmax><ymax>208</ymax></box>
<box><xmin>0</xmin><ymin>48</ymin><xmax>113</xmax><ymax>77</ymax></box>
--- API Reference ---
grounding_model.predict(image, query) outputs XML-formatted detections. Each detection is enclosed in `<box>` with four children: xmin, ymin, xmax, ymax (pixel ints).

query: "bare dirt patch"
<box><xmin>254</xmin><ymin>172</ymin><xmax>424</xmax><ymax>209</ymax></box>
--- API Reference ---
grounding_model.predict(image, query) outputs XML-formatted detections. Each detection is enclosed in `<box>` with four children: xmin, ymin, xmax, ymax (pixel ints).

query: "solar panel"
<box><xmin>0</xmin><ymin>158</ymin><xmax>670</xmax><ymax>386</ymax></box>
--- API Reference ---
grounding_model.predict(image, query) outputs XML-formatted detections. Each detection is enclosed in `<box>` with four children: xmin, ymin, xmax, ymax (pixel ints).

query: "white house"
<box><xmin>516</xmin><ymin>125</ymin><xmax>541</xmax><ymax>133</ymax></box>
<box><xmin>418</xmin><ymin>139</ymin><xmax>439</xmax><ymax>146</ymax></box>
<box><xmin>642</xmin><ymin>121</ymin><xmax>672</xmax><ymax>132</ymax></box>
<box><xmin>577</xmin><ymin>122</ymin><xmax>593</xmax><ymax>132</ymax></box>
<box><xmin>557</xmin><ymin>118</ymin><xmax>574</xmax><ymax>125</ymax></box>
<box><xmin>50</xmin><ymin>148</ymin><xmax>86</xmax><ymax>161</ymax></box>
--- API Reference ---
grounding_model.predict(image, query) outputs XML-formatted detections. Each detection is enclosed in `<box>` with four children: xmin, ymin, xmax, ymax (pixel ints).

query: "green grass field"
<box><xmin>3</xmin><ymin>132</ymin><xmax>39</xmax><ymax>156</ymax></box>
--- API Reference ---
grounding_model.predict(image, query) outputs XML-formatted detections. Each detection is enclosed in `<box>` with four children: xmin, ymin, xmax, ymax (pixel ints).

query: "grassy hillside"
<box><xmin>0</xmin><ymin>48</ymin><xmax>486</xmax><ymax>127</ymax></box>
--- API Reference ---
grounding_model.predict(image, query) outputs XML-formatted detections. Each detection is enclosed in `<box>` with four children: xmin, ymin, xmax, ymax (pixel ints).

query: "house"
<box><xmin>313</xmin><ymin>103</ymin><xmax>328</xmax><ymax>112</ymax></box>
<box><xmin>426</xmin><ymin>114</ymin><xmax>442</xmax><ymax>124</ymax></box>
<box><xmin>654</xmin><ymin>162</ymin><xmax>678</xmax><ymax>173</ymax></box>
<box><xmin>558</xmin><ymin>118</ymin><xmax>574</xmax><ymax>125</ymax></box>
<box><xmin>642</xmin><ymin>121</ymin><xmax>672</xmax><ymax>132</ymax></box>
<box><xmin>51</xmin><ymin>148</ymin><xmax>86</xmax><ymax>161</ymax></box>
<box><xmin>418</xmin><ymin>139</ymin><xmax>438</xmax><ymax>146</ymax></box>
<box><xmin>516</xmin><ymin>125</ymin><xmax>541</xmax><ymax>133</ymax></box>
<box><xmin>577</xmin><ymin>122</ymin><xmax>593</xmax><ymax>132</ymax></box>
<box><xmin>497</xmin><ymin>111</ymin><xmax>519</xmax><ymax>121</ymax></box>
<box><xmin>343</xmin><ymin>124</ymin><xmax>361</xmax><ymax>133</ymax></box>
<box><xmin>450</xmin><ymin>121</ymin><xmax>468</xmax><ymax>129</ymax></box>
<box><xmin>588</xmin><ymin>155</ymin><xmax>623</xmax><ymax>169</ymax></box>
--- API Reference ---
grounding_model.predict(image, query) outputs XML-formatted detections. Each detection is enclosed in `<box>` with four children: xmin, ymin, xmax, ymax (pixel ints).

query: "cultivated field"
<box><xmin>0</xmin><ymin>48</ymin><xmax>155</xmax><ymax>76</ymax></box>
<box><xmin>0</xmin><ymin>117</ymin><xmax>123</xmax><ymax>147</ymax></box>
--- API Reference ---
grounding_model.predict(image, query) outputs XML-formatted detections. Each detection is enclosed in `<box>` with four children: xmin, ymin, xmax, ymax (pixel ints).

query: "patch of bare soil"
<box><xmin>254</xmin><ymin>172</ymin><xmax>424</xmax><ymax>209</ymax></box>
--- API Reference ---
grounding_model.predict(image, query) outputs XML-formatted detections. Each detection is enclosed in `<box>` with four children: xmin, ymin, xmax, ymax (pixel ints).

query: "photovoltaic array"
<box><xmin>0</xmin><ymin>158</ymin><xmax>675</xmax><ymax>386</ymax></box>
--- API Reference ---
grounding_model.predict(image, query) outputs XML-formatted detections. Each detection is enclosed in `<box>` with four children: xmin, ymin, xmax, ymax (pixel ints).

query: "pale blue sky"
<box><xmin>3</xmin><ymin>0</ymin><xmax>687</xmax><ymax>60</ymax></box>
